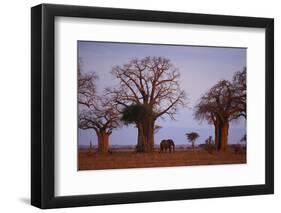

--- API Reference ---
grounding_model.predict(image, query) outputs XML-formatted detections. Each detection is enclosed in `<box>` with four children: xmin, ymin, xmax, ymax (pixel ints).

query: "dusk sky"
<box><xmin>78</xmin><ymin>41</ymin><xmax>246</xmax><ymax>147</ymax></box>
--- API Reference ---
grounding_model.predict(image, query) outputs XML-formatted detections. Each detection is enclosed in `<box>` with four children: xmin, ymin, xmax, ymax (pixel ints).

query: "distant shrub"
<box><xmin>204</xmin><ymin>136</ymin><xmax>216</xmax><ymax>154</ymax></box>
<box><xmin>204</xmin><ymin>143</ymin><xmax>216</xmax><ymax>154</ymax></box>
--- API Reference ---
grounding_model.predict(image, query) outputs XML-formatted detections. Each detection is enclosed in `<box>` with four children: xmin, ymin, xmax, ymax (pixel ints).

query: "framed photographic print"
<box><xmin>31</xmin><ymin>3</ymin><xmax>274</xmax><ymax>209</ymax></box>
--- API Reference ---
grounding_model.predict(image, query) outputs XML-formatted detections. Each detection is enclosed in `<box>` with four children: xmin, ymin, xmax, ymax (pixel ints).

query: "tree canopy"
<box><xmin>108</xmin><ymin>56</ymin><xmax>187</xmax><ymax>120</ymax></box>
<box><xmin>186</xmin><ymin>132</ymin><xmax>200</xmax><ymax>143</ymax></box>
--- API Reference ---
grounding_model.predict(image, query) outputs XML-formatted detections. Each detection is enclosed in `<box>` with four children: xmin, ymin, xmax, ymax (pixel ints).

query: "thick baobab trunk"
<box><xmin>136</xmin><ymin>124</ymin><xmax>147</xmax><ymax>152</ymax></box>
<box><xmin>214</xmin><ymin>121</ymin><xmax>220</xmax><ymax>150</ymax></box>
<box><xmin>218</xmin><ymin>123</ymin><xmax>223</xmax><ymax>150</ymax></box>
<box><xmin>145</xmin><ymin>118</ymin><xmax>155</xmax><ymax>152</ymax></box>
<box><xmin>136</xmin><ymin>118</ymin><xmax>155</xmax><ymax>152</ymax></box>
<box><xmin>220</xmin><ymin>122</ymin><xmax>229</xmax><ymax>151</ymax></box>
<box><xmin>97</xmin><ymin>131</ymin><xmax>110</xmax><ymax>153</ymax></box>
<box><xmin>215</xmin><ymin>121</ymin><xmax>229</xmax><ymax>151</ymax></box>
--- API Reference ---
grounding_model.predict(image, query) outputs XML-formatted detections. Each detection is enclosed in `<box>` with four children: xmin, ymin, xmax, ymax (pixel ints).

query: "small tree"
<box><xmin>186</xmin><ymin>132</ymin><xmax>199</xmax><ymax>150</ymax></box>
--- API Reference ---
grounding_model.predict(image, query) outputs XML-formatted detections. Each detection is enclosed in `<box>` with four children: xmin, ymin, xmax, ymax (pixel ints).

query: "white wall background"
<box><xmin>0</xmin><ymin>0</ymin><xmax>279</xmax><ymax>212</ymax></box>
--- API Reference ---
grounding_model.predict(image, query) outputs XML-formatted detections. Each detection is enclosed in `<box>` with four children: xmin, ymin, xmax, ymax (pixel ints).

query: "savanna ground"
<box><xmin>78</xmin><ymin>148</ymin><xmax>246</xmax><ymax>170</ymax></box>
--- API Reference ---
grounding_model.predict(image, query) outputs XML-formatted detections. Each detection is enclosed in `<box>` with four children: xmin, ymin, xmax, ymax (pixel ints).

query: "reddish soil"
<box><xmin>78</xmin><ymin>149</ymin><xmax>246</xmax><ymax>170</ymax></box>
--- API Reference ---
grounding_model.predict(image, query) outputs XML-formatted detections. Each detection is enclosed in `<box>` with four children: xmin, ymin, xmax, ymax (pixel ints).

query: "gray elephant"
<box><xmin>160</xmin><ymin>139</ymin><xmax>175</xmax><ymax>153</ymax></box>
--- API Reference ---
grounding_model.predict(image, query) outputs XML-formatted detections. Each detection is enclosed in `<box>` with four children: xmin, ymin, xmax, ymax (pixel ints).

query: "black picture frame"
<box><xmin>31</xmin><ymin>3</ymin><xmax>274</xmax><ymax>209</ymax></box>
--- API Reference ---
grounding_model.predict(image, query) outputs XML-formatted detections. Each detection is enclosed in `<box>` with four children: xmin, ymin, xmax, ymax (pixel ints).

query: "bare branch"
<box><xmin>108</xmin><ymin>56</ymin><xmax>187</xmax><ymax>120</ymax></box>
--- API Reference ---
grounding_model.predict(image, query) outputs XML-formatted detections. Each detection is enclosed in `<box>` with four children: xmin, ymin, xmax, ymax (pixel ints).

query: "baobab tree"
<box><xmin>108</xmin><ymin>57</ymin><xmax>187</xmax><ymax>152</ymax></box>
<box><xmin>78</xmin><ymin>64</ymin><xmax>119</xmax><ymax>152</ymax></box>
<box><xmin>194</xmin><ymin>68</ymin><xmax>246</xmax><ymax>151</ymax></box>
<box><xmin>186</xmin><ymin>132</ymin><xmax>200</xmax><ymax>150</ymax></box>
<box><xmin>194</xmin><ymin>80</ymin><xmax>235</xmax><ymax>151</ymax></box>
<box><xmin>79</xmin><ymin>97</ymin><xmax>119</xmax><ymax>152</ymax></box>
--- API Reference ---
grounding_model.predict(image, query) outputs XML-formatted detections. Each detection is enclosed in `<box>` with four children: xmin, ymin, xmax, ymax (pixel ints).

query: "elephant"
<box><xmin>160</xmin><ymin>139</ymin><xmax>175</xmax><ymax>153</ymax></box>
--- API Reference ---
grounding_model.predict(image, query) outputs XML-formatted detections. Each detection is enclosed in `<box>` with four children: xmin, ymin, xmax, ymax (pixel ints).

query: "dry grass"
<box><xmin>78</xmin><ymin>149</ymin><xmax>246</xmax><ymax>170</ymax></box>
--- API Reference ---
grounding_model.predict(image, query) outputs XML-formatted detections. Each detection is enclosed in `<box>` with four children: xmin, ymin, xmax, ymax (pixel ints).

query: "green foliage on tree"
<box><xmin>121</xmin><ymin>104</ymin><xmax>152</xmax><ymax>125</ymax></box>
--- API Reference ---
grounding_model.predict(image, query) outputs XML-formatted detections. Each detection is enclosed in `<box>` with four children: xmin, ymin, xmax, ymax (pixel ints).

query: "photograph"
<box><xmin>77</xmin><ymin>41</ymin><xmax>247</xmax><ymax>170</ymax></box>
